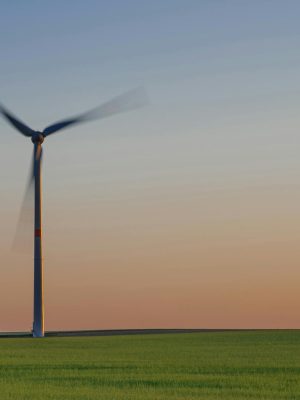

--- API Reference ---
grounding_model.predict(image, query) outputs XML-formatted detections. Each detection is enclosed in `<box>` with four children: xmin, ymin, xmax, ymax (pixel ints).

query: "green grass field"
<box><xmin>0</xmin><ymin>331</ymin><xmax>299</xmax><ymax>399</ymax></box>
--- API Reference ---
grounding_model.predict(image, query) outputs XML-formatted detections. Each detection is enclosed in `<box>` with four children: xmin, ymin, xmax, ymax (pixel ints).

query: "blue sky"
<box><xmin>1</xmin><ymin>1</ymin><xmax>300</xmax><ymax>330</ymax></box>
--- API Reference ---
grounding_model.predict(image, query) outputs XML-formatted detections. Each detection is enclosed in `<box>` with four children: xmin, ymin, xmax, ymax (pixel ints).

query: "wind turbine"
<box><xmin>0</xmin><ymin>88</ymin><xmax>148</xmax><ymax>338</ymax></box>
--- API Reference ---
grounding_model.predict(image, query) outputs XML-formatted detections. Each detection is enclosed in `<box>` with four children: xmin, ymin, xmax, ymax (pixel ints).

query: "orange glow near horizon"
<box><xmin>1</xmin><ymin>182</ymin><xmax>300</xmax><ymax>331</ymax></box>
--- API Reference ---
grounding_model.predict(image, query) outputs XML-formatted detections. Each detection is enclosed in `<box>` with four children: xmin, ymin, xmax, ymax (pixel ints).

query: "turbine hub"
<box><xmin>31</xmin><ymin>132</ymin><xmax>44</xmax><ymax>144</ymax></box>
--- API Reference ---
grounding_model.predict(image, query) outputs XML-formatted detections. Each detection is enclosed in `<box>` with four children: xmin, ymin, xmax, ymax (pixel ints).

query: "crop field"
<box><xmin>0</xmin><ymin>330</ymin><xmax>299</xmax><ymax>399</ymax></box>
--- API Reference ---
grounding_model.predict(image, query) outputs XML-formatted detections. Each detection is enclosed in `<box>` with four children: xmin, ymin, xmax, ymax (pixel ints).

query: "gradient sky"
<box><xmin>1</xmin><ymin>0</ymin><xmax>300</xmax><ymax>331</ymax></box>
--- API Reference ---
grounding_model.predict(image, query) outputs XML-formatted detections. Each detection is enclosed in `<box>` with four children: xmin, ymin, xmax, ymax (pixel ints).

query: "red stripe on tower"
<box><xmin>35</xmin><ymin>229</ymin><xmax>41</xmax><ymax>237</ymax></box>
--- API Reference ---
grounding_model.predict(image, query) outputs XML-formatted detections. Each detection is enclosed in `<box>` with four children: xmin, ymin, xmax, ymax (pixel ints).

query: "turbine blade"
<box><xmin>12</xmin><ymin>147</ymin><xmax>35</xmax><ymax>253</ymax></box>
<box><xmin>43</xmin><ymin>87</ymin><xmax>148</xmax><ymax>136</ymax></box>
<box><xmin>0</xmin><ymin>104</ymin><xmax>35</xmax><ymax>137</ymax></box>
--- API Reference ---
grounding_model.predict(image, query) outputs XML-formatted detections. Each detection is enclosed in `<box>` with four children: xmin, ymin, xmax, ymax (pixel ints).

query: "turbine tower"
<box><xmin>0</xmin><ymin>88</ymin><xmax>147</xmax><ymax>337</ymax></box>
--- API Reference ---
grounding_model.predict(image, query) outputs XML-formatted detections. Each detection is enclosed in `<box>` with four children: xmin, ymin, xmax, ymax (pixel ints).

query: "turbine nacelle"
<box><xmin>31</xmin><ymin>132</ymin><xmax>44</xmax><ymax>144</ymax></box>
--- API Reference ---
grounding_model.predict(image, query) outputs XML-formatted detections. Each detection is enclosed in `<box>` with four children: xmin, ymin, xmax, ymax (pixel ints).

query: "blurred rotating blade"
<box><xmin>12</xmin><ymin>147</ymin><xmax>35</xmax><ymax>253</ymax></box>
<box><xmin>12</xmin><ymin>145</ymin><xmax>43</xmax><ymax>253</ymax></box>
<box><xmin>0</xmin><ymin>104</ymin><xmax>35</xmax><ymax>137</ymax></box>
<box><xmin>43</xmin><ymin>87</ymin><xmax>148</xmax><ymax>136</ymax></box>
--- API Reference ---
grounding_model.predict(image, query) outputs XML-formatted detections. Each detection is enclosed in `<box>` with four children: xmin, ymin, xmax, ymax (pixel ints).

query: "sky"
<box><xmin>1</xmin><ymin>0</ymin><xmax>300</xmax><ymax>331</ymax></box>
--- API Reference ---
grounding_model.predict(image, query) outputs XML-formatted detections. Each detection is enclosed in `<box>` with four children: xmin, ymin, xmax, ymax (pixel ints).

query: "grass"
<box><xmin>0</xmin><ymin>330</ymin><xmax>299</xmax><ymax>399</ymax></box>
